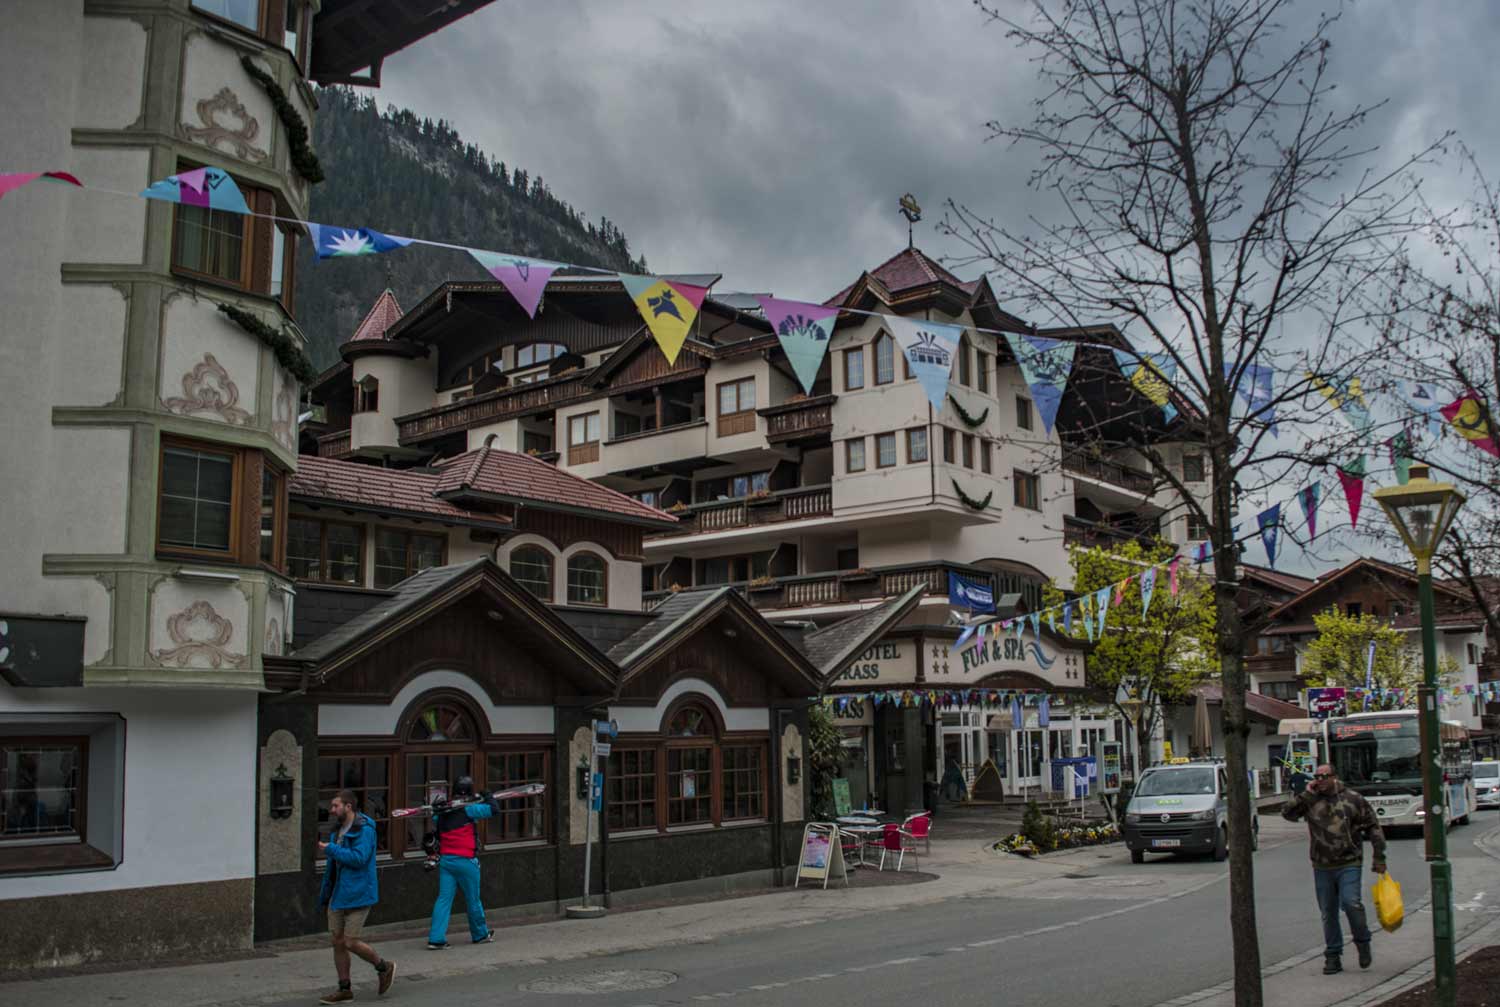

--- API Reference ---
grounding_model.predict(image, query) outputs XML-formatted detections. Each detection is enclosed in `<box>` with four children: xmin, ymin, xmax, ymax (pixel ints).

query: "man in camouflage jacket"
<box><xmin>1282</xmin><ymin>764</ymin><xmax>1387</xmax><ymax>974</ymax></box>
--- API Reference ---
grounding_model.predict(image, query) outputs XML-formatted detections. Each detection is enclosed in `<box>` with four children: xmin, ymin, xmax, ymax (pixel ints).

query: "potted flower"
<box><xmin>747</xmin><ymin>487</ymin><xmax>776</xmax><ymax>506</ymax></box>
<box><xmin>748</xmin><ymin>575</ymin><xmax>779</xmax><ymax>592</ymax></box>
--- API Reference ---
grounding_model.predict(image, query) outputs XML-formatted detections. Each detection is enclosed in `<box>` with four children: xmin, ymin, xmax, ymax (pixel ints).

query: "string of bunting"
<box><xmin>1341</xmin><ymin>682</ymin><xmax>1500</xmax><ymax>710</ymax></box>
<box><xmin>821</xmin><ymin>689</ymin><xmax>1110</xmax><ymax>715</ymax></box>
<box><xmin>3</xmin><ymin>162</ymin><xmax>1494</xmax><ymax>470</ymax></box>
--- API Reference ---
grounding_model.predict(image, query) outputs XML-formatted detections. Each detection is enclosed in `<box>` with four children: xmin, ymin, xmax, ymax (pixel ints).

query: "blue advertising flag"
<box><xmin>1257</xmin><ymin>504</ymin><xmax>1282</xmax><ymax>568</ymax></box>
<box><xmin>948</xmin><ymin>572</ymin><xmax>996</xmax><ymax>614</ymax></box>
<box><xmin>1004</xmin><ymin>333</ymin><xmax>1077</xmax><ymax>434</ymax></box>
<box><xmin>306</xmin><ymin>223</ymin><xmax>413</xmax><ymax>260</ymax></box>
<box><xmin>1365</xmin><ymin>639</ymin><xmax>1377</xmax><ymax>690</ymax></box>
<box><xmin>886</xmin><ymin>315</ymin><xmax>965</xmax><ymax>411</ymax></box>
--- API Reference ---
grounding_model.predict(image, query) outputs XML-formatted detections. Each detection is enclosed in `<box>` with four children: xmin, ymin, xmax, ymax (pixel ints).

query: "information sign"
<box><xmin>1100</xmin><ymin>741</ymin><xmax>1123</xmax><ymax>795</ymax></box>
<box><xmin>794</xmin><ymin>823</ymin><xmax>848</xmax><ymax>889</ymax></box>
<box><xmin>832</xmin><ymin>778</ymin><xmax>852</xmax><ymax>817</ymax></box>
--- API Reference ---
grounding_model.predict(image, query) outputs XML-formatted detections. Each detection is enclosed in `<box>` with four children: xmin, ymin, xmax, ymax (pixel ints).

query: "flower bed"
<box><xmin>994</xmin><ymin>820</ymin><xmax>1121</xmax><ymax>857</ymax></box>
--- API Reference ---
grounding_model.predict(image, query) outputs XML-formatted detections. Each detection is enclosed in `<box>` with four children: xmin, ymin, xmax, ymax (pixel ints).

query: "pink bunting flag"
<box><xmin>468</xmin><ymin>250</ymin><xmax>562</xmax><ymax>318</ymax></box>
<box><xmin>0</xmin><ymin>170</ymin><xmax>82</xmax><ymax>202</ymax></box>
<box><xmin>1168</xmin><ymin>556</ymin><xmax>1181</xmax><ymax>596</ymax></box>
<box><xmin>1114</xmin><ymin>577</ymin><xmax>1131</xmax><ymax>606</ymax></box>
<box><xmin>1337</xmin><ymin>456</ymin><xmax>1366</xmax><ymax>530</ymax></box>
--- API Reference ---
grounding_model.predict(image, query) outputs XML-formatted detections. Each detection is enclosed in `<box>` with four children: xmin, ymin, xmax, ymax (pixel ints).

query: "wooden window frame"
<box><xmin>665</xmin><ymin>742</ymin><xmax>715</xmax><ymax>826</ymax></box>
<box><xmin>0</xmin><ymin>735</ymin><xmax>89</xmax><ymax>846</ymax></box>
<box><xmin>874</xmin><ymin>334</ymin><xmax>896</xmax><ymax>386</ymax></box>
<box><xmin>1186</xmin><ymin>513</ymin><xmax>1210</xmax><ymax>540</ymax></box>
<box><xmin>976</xmin><ymin>351</ymin><xmax>990</xmax><ymax>394</ymax></box>
<box><xmin>875</xmin><ymin>431</ymin><xmax>898</xmax><ymax>469</ymax></box>
<box><xmin>1016</xmin><ymin>396</ymin><xmax>1034</xmax><ymax>432</ymax></box>
<box><xmin>957</xmin><ymin>337</ymin><xmax>972</xmax><ymax>387</ymax></box>
<box><xmin>353</xmin><ymin>376</ymin><xmax>379</xmax><ymax>414</ymax></box>
<box><xmin>906</xmin><ymin>427</ymin><xmax>929</xmax><ymax>463</ymax></box>
<box><xmin>287</xmin><ymin>517</ymin><xmax>365</xmax><ymax>586</ymax></box>
<box><xmin>942</xmin><ymin>428</ymin><xmax>956</xmax><ymax>464</ymax></box>
<box><xmin>483</xmin><ymin>748</ymin><xmax>551</xmax><ymax>845</ymax></box>
<box><xmin>716</xmin><ymin>378</ymin><xmax>757</xmax><ymax>438</ymax></box>
<box><xmin>317</xmin><ymin>752</ymin><xmax>394</xmax><ymax>855</ymax></box>
<box><xmin>567</xmin><ymin>412</ymin><xmax>602</xmax><ymax>466</ymax></box>
<box><xmin>844</xmin><ymin>346</ymin><xmax>865</xmax><ymax>391</ymax></box>
<box><xmin>190</xmin><ymin>1</ymin><xmax>272</xmax><ymax>42</ymax></box>
<box><xmin>372</xmin><ymin>527</ymin><xmax>449</xmax><ymax>589</ymax></box>
<box><xmin>170</xmin><ymin>171</ymin><xmax>283</xmax><ymax>297</ymax></box>
<box><xmin>962</xmin><ymin>434</ymin><xmax>975</xmax><ymax>470</ymax></box>
<box><xmin>259</xmin><ymin>462</ymin><xmax>288</xmax><ymax>571</ymax></box>
<box><xmin>606</xmin><ymin>748</ymin><xmax>658</xmax><ymax>832</ymax></box>
<box><xmin>845</xmin><ymin>437</ymin><xmax>866</xmax><ymax>474</ymax></box>
<box><xmin>1014</xmin><ymin>469</ymin><xmax>1041</xmax><ymax>511</ymax></box>
<box><xmin>565</xmin><ymin>550</ymin><xmax>609</xmax><ymax>607</ymax></box>
<box><xmin>720</xmin><ymin>744</ymin><xmax>768</xmax><ymax>822</ymax></box>
<box><xmin>1183</xmin><ymin>454</ymin><xmax>1206</xmax><ymax>483</ymax></box>
<box><xmin>156</xmin><ymin>436</ymin><xmax>248</xmax><ymax>563</ymax></box>
<box><xmin>509</xmin><ymin>545</ymin><xmax>554</xmax><ymax>602</ymax></box>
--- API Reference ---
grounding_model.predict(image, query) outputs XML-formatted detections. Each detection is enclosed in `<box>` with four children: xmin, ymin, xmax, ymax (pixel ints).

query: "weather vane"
<box><xmin>899</xmin><ymin>193</ymin><xmax>922</xmax><ymax>248</ymax></box>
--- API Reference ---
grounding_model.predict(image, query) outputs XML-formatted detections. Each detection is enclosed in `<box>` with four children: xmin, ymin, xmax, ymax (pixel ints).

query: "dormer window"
<box><xmin>354</xmin><ymin>375</ymin><xmax>379</xmax><ymax>413</ymax></box>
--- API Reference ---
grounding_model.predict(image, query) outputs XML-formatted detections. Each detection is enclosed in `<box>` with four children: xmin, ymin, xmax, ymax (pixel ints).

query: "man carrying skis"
<box><xmin>318</xmin><ymin>790</ymin><xmax>396</xmax><ymax>1003</ymax></box>
<box><xmin>426</xmin><ymin>775</ymin><xmax>495</xmax><ymax>949</ymax></box>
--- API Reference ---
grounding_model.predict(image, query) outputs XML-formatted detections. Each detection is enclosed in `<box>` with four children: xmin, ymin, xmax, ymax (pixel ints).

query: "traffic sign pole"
<box><xmin>568</xmin><ymin>719</ymin><xmax>618</xmax><ymax>920</ymax></box>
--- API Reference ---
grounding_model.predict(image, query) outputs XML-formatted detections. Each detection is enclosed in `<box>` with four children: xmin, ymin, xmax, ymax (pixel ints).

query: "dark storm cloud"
<box><xmin>376</xmin><ymin>1</ymin><xmax>1498</xmax><ymax>302</ymax></box>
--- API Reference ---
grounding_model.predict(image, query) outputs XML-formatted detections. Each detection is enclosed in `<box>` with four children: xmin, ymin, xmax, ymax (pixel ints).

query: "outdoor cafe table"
<box><xmin>836</xmin><ymin>818</ymin><xmax>883</xmax><ymax>867</ymax></box>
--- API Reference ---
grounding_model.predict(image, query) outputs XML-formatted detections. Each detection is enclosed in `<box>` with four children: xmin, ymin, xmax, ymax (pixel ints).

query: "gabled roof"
<box><xmin>801</xmin><ymin>586</ymin><xmax>925</xmax><ymax>682</ymax></box>
<box><xmin>430</xmin><ymin>446</ymin><xmax>677</xmax><ymax>528</ymax></box>
<box><xmin>1239</xmin><ymin>563</ymin><xmax>1315</xmax><ymax>596</ymax></box>
<box><xmin>291</xmin><ymin>455</ymin><xmax>512</xmax><ymax>530</ymax></box>
<box><xmin>1264</xmin><ymin>556</ymin><xmax>1470</xmax><ymax>623</ymax></box>
<box><xmin>610</xmin><ymin>587</ymin><xmax>823</xmax><ymax>695</ymax></box>
<box><xmin>824</xmin><ymin>247</ymin><xmax>969</xmax><ymax>306</ymax></box>
<box><xmin>1191</xmin><ymin>684</ymin><xmax>1306</xmax><ymax>726</ymax></box>
<box><xmin>346</xmin><ymin>289</ymin><xmax>404</xmax><ymax>343</ymax></box>
<box><xmin>291</xmin><ymin>558</ymin><xmax>618</xmax><ymax>692</ymax></box>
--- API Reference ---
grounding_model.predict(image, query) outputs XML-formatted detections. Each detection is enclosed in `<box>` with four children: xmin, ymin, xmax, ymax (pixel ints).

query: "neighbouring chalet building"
<box><xmin>300</xmin><ymin>249</ymin><xmax>1214</xmax><ymax>806</ymax></box>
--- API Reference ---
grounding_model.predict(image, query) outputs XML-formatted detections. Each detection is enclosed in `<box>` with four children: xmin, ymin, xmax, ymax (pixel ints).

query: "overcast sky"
<box><xmin>378</xmin><ymin>0</ymin><xmax>1498</xmax><ymax>305</ymax></box>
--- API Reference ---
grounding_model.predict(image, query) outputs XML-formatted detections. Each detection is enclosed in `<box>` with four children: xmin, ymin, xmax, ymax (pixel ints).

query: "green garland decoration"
<box><xmin>239</xmin><ymin>56</ymin><xmax>325</xmax><ymax>184</ymax></box>
<box><xmin>951</xmin><ymin>478</ymin><xmax>993</xmax><ymax>511</ymax></box>
<box><xmin>217</xmin><ymin>303</ymin><xmax>319</xmax><ymax>385</ymax></box>
<box><xmin>947</xmin><ymin>394</ymin><xmax>990</xmax><ymax>429</ymax></box>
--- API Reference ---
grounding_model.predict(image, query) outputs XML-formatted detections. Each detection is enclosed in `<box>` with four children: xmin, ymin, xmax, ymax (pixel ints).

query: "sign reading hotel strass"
<box><xmin>835</xmin><ymin>641</ymin><xmax>904</xmax><ymax>683</ymax></box>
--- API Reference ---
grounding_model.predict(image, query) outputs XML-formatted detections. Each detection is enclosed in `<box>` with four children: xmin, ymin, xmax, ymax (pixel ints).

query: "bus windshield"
<box><xmin>1328</xmin><ymin>718</ymin><xmax>1421</xmax><ymax>791</ymax></box>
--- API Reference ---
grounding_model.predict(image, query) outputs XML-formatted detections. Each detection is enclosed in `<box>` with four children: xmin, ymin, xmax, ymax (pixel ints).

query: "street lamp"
<box><xmin>1372</xmin><ymin>462</ymin><xmax>1466</xmax><ymax>1007</ymax></box>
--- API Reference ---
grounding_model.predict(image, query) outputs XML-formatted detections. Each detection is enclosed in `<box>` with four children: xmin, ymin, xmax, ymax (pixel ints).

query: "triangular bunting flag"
<box><xmin>620</xmin><ymin>275</ymin><xmax>710</xmax><ymax>365</ymax></box>
<box><xmin>1030</xmin><ymin>612</ymin><xmax>1041</xmax><ymax>642</ymax></box>
<box><xmin>1227</xmin><ymin>362</ymin><xmax>1279</xmax><ymax>437</ymax></box>
<box><xmin>1441</xmin><ymin>393</ymin><xmax>1500</xmax><ymax>458</ymax></box>
<box><xmin>1403</xmin><ymin>380</ymin><xmax>1444</xmax><ymax>434</ymax></box>
<box><xmin>1114</xmin><ymin>577</ymin><xmax>1129</xmax><ymax>607</ymax></box>
<box><xmin>142</xmin><ymin>166</ymin><xmax>249</xmax><ymax>215</ymax></box>
<box><xmin>306</xmin><ymin>223</ymin><xmax>412</xmax><ymax>259</ymax></box>
<box><xmin>1337</xmin><ymin>456</ymin><xmax>1367</xmax><ymax>529</ymax></box>
<box><xmin>1140</xmin><ymin>567</ymin><xmax>1157</xmax><ymax>617</ymax></box>
<box><xmin>1114</xmin><ymin>349</ymin><xmax>1178</xmax><ymax>423</ymax></box>
<box><xmin>1046</xmin><ymin>608</ymin><xmax>1057</xmax><ymax>634</ymax></box>
<box><xmin>1297</xmin><ymin>484</ymin><xmax>1321</xmax><ymax>541</ymax></box>
<box><xmin>1094</xmin><ymin>585</ymin><xmax>1113</xmax><ymax>637</ymax></box>
<box><xmin>1308</xmin><ymin>372</ymin><xmax>1374</xmax><ymax>435</ymax></box>
<box><xmin>886</xmin><ymin>315</ymin><xmax>966</xmax><ymax>411</ymax></box>
<box><xmin>756</xmin><ymin>296</ymin><xmax>837</xmax><ymax>395</ymax></box>
<box><xmin>1062</xmin><ymin>602</ymin><xmax>1074</xmax><ymax>637</ymax></box>
<box><xmin>0</xmin><ymin>170</ymin><xmax>82</xmax><ymax>202</ymax></box>
<box><xmin>1257</xmin><ymin>504</ymin><xmax>1281</xmax><ymax>568</ymax></box>
<box><xmin>468</xmin><ymin>250</ymin><xmax>563</xmax><ymax>318</ymax></box>
<box><xmin>1386</xmin><ymin>427</ymin><xmax>1416</xmax><ymax>484</ymax></box>
<box><xmin>1168</xmin><ymin>556</ymin><xmax>1181</xmax><ymax>595</ymax></box>
<box><xmin>1004</xmin><ymin>333</ymin><xmax>1076</xmax><ymax>433</ymax></box>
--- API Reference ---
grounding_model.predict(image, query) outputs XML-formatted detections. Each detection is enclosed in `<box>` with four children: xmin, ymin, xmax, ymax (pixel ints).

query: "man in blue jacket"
<box><xmin>318</xmin><ymin>790</ymin><xmax>396</xmax><ymax>1003</ymax></box>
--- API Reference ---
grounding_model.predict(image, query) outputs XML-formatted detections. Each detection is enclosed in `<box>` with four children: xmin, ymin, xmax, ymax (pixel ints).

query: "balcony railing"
<box><xmin>650</xmin><ymin>484</ymin><xmax>833</xmax><ymax>538</ymax></box>
<box><xmin>1062</xmin><ymin>445</ymin><xmax>1155</xmax><ymax>495</ymax></box>
<box><xmin>1062</xmin><ymin>515</ymin><xmax>1155</xmax><ymax>549</ymax></box>
<box><xmin>760</xmin><ymin>394</ymin><xmax>836</xmax><ymax>443</ymax></box>
<box><xmin>644</xmin><ymin>559</ymin><xmax>996</xmax><ymax>613</ymax></box>
<box><xmin>316</xmin><ymin>430</ymin><xmax>351</xmax><ymax>458</ymax></box>
<box><xmin>395</xmin><ymin>374</ymin><xmax>592</xmax><ymax>445</ymax></box>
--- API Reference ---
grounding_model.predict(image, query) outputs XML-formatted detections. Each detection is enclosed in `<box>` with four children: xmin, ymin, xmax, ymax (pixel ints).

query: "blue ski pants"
<box><xmin>428</xmin><ymin>856</ymin><xmax>489</xmax><ymax>944</ymax></box>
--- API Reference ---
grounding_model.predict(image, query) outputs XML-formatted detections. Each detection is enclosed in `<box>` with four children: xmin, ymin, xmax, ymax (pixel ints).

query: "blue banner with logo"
<box><xmin>948</xmin><ymin>572</ymin><xmax>995</xmax><ymax>614</ymax></box>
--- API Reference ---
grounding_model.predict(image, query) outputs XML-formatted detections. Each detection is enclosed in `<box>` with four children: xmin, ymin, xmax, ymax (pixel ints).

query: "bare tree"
<box><xmin>943</xmin><ymin>3</ymin><xmax>1443</xmax><ymax>1003</ymax></box>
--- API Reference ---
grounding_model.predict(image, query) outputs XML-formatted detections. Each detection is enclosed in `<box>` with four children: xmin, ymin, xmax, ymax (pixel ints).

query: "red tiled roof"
<box><xmin>345</xmin><ymin>289</ymin><xmax>404</xmax><ymax>344</ymax></box>
<box><xmin>291</xmin><ymin>455</ymin><xmax>508</xmax><ymax>528</ymax></box>
<box><xmin>1193</xmin><ymin>684</ymin><xmax>1306</xmax><ymax>725</ymax></box>
<box><xmin>824</xmin><ymin>246</ymin><xmax>970</xmax><ymax>305</ymax></box>
<box><xmin>432</xmin><ymin>447</ymin><xmax>678</xmax><ymax>527</ymax></box>
<box><xmin>1239</xmin><ymin>563</ymin><xmax>1315</xmax><ymax>595</ymax></box>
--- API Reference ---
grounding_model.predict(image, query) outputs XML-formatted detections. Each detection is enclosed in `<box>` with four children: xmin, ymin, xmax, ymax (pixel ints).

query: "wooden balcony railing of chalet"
<box><xmin>759</xmin><ymin>394</ymin><xmax>836</xmax><ymax>443</ymax></box>
<box><xmin>395</xmin><ymin>374</ymin><xmax>593</xmax><ymax>445</ymax></box>
<box><xmin>1061</xmin><ymin>445</ymin><xmax>1155</xmax><ymax>495</ymax></box>
<box><xmin>316</xmin><ymin>429</ymin><xmax>351</xmax><ymax>458</ymax></box>
<box><xmin>567</xmin><ymin>440</ymin><xmax>601</xmax><ymax>466</ymax></box>
<box><xmin>650</xmin><ymin>485</ymin><xmax>833</xmax><ymax>538</ymax></box>
<box><xmin>1062</xmin><ymin>514</ymin><xmax>1155</xmax><ymax>549</ymax></box>
<box><xmin>643</xmin><ymin>560</ymin><xmax>997</xmax><ymax>613</ymax></box>
<box><xmin>716</xmin><ymin>410</ymin><xmax>757</xmax><ymax>438</ymax></box>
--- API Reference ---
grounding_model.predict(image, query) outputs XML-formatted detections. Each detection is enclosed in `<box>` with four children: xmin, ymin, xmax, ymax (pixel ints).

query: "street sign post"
<box><xmin>568</xmin><ymin>718</ymin><xmax>619</xmax><ymax>919</ymax></box>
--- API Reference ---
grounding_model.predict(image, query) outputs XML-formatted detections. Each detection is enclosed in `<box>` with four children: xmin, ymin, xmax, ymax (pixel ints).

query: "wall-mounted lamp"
<box><xmin>270</xmin><ymin>763</ymin><xmax>295</xmax><ymax>819</ymax></box>
<box><xmin>786</xmin><ymin>754</ymin><xmax>802</xmax><ymax>785</ymax></box>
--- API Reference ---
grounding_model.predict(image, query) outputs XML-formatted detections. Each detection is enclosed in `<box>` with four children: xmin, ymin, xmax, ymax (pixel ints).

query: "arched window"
<box><xmin>354</xmin><ymin>374</ymin><xmax>379</xmax><ymax>413</ymax></box>
<box><xmin>402</xmin><ymin>702</ymin><xmax>477</xmax><ymax>850</ymax></box>
<box><xmin>567</xmin><ymin>552</ymin><xmax>607</xmax><ymax>606</ymax></box>
<box><xmin>874</xmin><ymin>332</ymin><xmax>896</xmax><ymax>385</ymax></box>
<box><xmin>514</xmin><ymin>342</ymin><xmax>565</xmax><ymax>369</ymax></box>
<box><xmin>510</xmin><ymin>545</ymin><xmax>553</xmax><ymax>601</ymax></box>
<box><xmin>665</xmin><ymin>704</ymin><xmax>715</xmax><ymax>824</ymax></box>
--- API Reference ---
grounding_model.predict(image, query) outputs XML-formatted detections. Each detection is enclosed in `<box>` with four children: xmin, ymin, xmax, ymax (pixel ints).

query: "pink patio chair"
<box><xmin>878</xmin><ymin>823</ymin><xmax>919</xmax><ymax>872</ymax></box>
<box><xmin>840</xmin><ymin>828</ymin><xmax>864</xmax><ymax>868</ymax></box>
<box><xmin>903</xmin><ymin>811</ymin><xmax>932</xmax><ymax>854</ymax></box>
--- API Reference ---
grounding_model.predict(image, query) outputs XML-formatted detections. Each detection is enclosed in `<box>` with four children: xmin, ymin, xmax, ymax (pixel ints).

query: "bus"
<box><xmin>1278</xmin><ymin>711</ymin><xmax>1476</xmax><ymax>829</ymax></box>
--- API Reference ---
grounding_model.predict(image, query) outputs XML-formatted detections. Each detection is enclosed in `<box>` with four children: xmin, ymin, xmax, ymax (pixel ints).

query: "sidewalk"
<box><xmin>2</xmin><ymin>835</ymin><xmax>1093</xmax><ymax>1007</ymax></box>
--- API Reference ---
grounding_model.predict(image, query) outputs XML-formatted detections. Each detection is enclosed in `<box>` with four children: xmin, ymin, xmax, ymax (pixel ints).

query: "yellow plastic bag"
<box><xmin>1373</xmin><ymin>872</ymin><xmax>1404</xmax><ymax>933</ymax></box>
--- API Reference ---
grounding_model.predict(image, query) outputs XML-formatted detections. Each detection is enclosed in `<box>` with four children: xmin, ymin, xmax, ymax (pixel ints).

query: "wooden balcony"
<box><xmin>395</xmin><ymin>374</ymin><xmax>592</xmax><ymax>446</ymax></box>
<box><xmin>643</xmin><ymin>560</ymin><xmax>996</xmax><ymax>613</ymax></box>
<box><xmin>1062</xmin><ymin>445</ymin><xmax>1154</xmax><ymax>495</ymax></box>
<box><xmin>1062</xmin><ymin>515</ymin><xmax>1155</xmax><ymax>549</ymax></box>
<box><xmin>760</xmin><ymin>394</ymin><xmax>836</xmax><ymax>444</ymax></box>
<box><xmin>316</xmin><ymin>429</ymin><xmax>352</xmax><ymax>459</ymax></box>
<box><xmin>649</xmin><ymin>485</ymin><xmax>833</xmax><ymax>539</ymax></box>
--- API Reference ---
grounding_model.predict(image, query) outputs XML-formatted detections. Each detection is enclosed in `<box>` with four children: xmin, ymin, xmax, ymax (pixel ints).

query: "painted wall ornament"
<box><xmin>151</xmin><ymin>600</ymin><xmax>247</xmax><ymax>669</ymax></box>
<box><xmin>181</xmin><ymin>86</ymin><xmax>268</xmax><ymax>163</ymax></box>
<box><xmin>163</xmin><ymin>352</ymin><xmax>253</xmax><ymax>425</ymax></box>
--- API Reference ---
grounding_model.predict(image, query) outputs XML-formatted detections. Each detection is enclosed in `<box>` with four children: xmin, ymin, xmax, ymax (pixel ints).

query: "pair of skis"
<box><xmin>390</xmin><ymin>783</ymin><xmax>545</xmax><ymax>819</ymax></box>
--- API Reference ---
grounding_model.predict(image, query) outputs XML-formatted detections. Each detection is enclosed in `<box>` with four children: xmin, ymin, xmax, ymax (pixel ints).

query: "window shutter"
<box><xmin>240</xmin><ymin>449</ymin><xmax>263</xmax><ymax>563</ymax></box>
<box><xmin>250</xmin><ymin>189</ymin><xmax>275</xmax><ymax>294</ymax></box>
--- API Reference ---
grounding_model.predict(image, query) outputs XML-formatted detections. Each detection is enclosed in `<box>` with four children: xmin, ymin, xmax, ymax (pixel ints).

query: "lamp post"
<box><xmin>1372</xmin><ymin>463</ymin><xmax>1466</xmax><ymax>1007</ymax></box>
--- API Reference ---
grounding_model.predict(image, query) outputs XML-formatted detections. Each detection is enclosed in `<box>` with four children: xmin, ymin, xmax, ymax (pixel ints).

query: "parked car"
<box><xmin>1123</xmin><ymin>760</ymin><xmax>1259</xmax><ymax>863</ymax></box>
<box><xmin>1476</xmin><ymin>760</ymin><xmax>1500</xmax><ymax>810</ymax></box>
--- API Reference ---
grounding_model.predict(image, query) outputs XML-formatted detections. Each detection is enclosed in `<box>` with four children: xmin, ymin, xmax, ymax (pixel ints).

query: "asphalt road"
<box><xmin>272</xmin><ymin>814</ymin><xmax>1499</xmax><ymax>1007</ymax></box>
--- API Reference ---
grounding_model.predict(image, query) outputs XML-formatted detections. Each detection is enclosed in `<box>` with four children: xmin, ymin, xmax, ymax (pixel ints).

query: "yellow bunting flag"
<box><xmin>619</xmin><ymin>275</ymin><xmax>709</xmax><ymax>365</ymax></box>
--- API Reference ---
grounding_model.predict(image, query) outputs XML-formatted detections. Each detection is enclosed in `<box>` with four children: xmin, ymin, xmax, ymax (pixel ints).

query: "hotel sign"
<box><xmin>927</xmin><ymin>633</ymin><xmax>1083</xmax><ymax>687</ymax></box>
<box><xmin>832</xmin><ymin>641</ymin><xmax>907</xmax><ymax>685</ymax></box>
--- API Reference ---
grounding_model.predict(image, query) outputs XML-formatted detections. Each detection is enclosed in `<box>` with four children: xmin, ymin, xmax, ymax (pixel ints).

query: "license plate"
<box><xmin>1152</xmin><ymin>839</ymin><xmax>1181</xmax><ymax>848</ymax></box>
